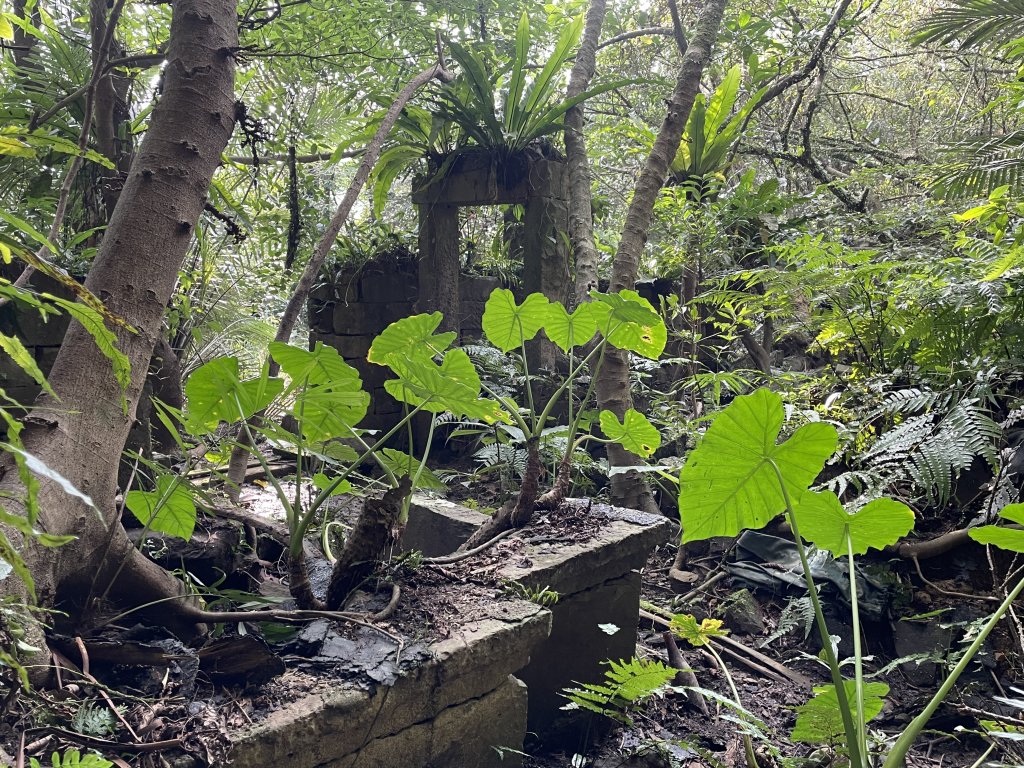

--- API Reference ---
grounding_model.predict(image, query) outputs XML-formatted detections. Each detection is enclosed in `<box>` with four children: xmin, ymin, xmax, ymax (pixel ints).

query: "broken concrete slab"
<box><xmin>229</xmin><ymin>600</ymin><xmax>551</xmax><ymax>768</ymax></box>
<box><xmin>401</xmin><ymin>495</ymin><xmax>487</xmax><ymax>557</ymax></box>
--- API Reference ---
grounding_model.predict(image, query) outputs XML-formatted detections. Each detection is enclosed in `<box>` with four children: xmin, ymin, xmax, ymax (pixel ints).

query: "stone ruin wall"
<box><xmin>308</xmin><ymin>257</ymin><xmax>500</xmax><ymax>432</ymax></box>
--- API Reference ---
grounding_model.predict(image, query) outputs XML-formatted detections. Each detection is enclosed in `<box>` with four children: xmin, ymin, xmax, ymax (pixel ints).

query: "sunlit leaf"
<box><xmin>970</xmin><ymin>503</ymin><xmax>1024</xmax><ymax>552</ymax></box>
<box><xmin>671</xmin><ymin>614</ymin><xmax>730</xmax><ymax>647</ymax></box>
<box><xmin>792</xmin><ymin>681</ymin><xmax>888</xmax><ymax>744</ymax></box>
<box><xmin>678</xmin><ymin>388</ymin><xmax>838</xmax><ymax>543</ymax></box>
<box><xmin>368</xmin><ymin>312</ymin><xmax>456</xmax><ymax>368</ymax></box>
<box><xmin>599</xmin><ymin>409</ymin><xmax>661</xmax><ymax>458</ymax></box>
<box><xmin>482</xmin><ymin>289</ymin><xmax>550</xmax><ymax>352</ymax></box>
<box><xmin>544</xmin><ymin>301</ymin><xmax>605</xmax><ymax>352</ymax></box>
<box><xmin>185</xmin><ymin>357</ymin><xmax>284</xmax><ymax>433</ymax></box>
<box><xmin>269</xmin><ymin>341</ymin><xmax>361</xmax><ymax>387</ymax></box>
<box><xmin>592</xmin><ymin>290</ymin><xmax>666</xmax><ymax>359</ymax></box>
<box><xmin>795</xmin><ymin>492</ymin><xmax>915</xmax><ymax>556</ymax></box>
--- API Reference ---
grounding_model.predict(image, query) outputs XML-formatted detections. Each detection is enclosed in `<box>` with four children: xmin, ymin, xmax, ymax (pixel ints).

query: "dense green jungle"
<box><xmin>3</xmin><ymin>0</ymin><xmax>1024</xmax><ymax>765</ymax></box>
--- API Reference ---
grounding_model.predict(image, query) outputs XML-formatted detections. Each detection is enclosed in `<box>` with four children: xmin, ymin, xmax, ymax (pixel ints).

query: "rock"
<box><xmin>722</xmin><ymin>588</ymin><xmax>765</xmax><ymax>635</ymax></box>
<box><xmin>893</xmin><ymin>618</ymin><xmax>952</xmax><ymax>685</ymax></box>
<box><xmin>668</xmin><ymin>568</ymin><xmax>700</xmax><ymax>594</ymax></box>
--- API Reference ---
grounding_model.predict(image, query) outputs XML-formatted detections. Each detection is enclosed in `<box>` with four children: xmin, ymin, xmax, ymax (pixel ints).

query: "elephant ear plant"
<box><xmin>678</xmin><ymin>388</ymin><xmax>1024</xmax><ymax>767</ymax></box>
<box><xmin>165</xmin><ymin>286</ymin><xmax>662</xmax><ymax>610</ymax></box>
<box><xmin>179</xmin><ymin>314</ymin><xmax>503</xmax><ymax>611</ymax></box>
<box><xmin>460</xmin><ymin>287</ymin><xmax>666</xmax><ymax>548</ymax></box>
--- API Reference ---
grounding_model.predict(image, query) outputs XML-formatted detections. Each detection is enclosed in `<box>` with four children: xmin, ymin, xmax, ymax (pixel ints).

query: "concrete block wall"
<box><xmin>0</xmin><ymin>274</ymin><xmax>73</xmax><ymax>405</ymax></box>
<box><xmin>308</xmin><ymin>256</ymin><xmax>499</xmax><ymax>432</ymax></box>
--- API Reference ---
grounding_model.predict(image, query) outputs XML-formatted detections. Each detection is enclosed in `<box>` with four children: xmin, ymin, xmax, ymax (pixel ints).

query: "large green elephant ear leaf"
<box><xmin>270</xmin><ymin>342</ymin><xmax>369</xmax><ymax>442</ymax></box>
<box><xmin>678</xmin><ymin>388</ymin><xmax>838</xmax><ymax>543</ymax></box>
<box><xmin>482</xmin><ymin>289</ymin><xmax>550</xmax><ymax>352</ymax></box>
<box><xmin>794</xmin><ymin>492</ymin><xmax>915</xmax><ymax>556</ymax></box>
<box><xmin>385</xmin><ymin>349</ymin><xmax>508</xmax><ymax>423</ymax></box>
<box><xmin>543</xmin><ymin>300</ymin><xmax>605</xmax><ymax>352</ymax></box>
<box><xmin>185</xmin><ymin>357</ymin><xmax>284</xmax><ymax>434</ymax></box>
<box><xmin>125</xmin><ymin>476</ymin><xmax>197</xmax><ymax>541</ymax></box>
<box><xmin>969</xmin><ymin>503</ymin><xmax>1024</xmax><ymax>552</ymax></box>
<box><xmin>599</xmin><ymin>409</ymin><xmax>661</xmax><ymax>458</ymax></box>
<box><xmin>592</xmin><ymin>290</ymin><xmax>666</xmax><ymax>359</ymax></box>
<box><xmin>368</xmin><ymin>312</ymin><xmax>456</xmax><ymax>371</ymax></box>
<box><xmin>294</xmin><ymin>386</ymin><xmax>370</xmax><ymax>443</ymax></box>
<box><xmin>269</xmin><ymin>341</ymin><xmax>361</xmax><ymax>387</ymax></box>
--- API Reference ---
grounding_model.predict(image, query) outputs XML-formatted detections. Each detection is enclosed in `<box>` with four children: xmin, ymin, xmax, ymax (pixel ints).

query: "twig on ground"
<box><xmin>912</xmin><ymin>556</ymin><xmax>999</xmax><ymax>603</ymax></box>
<box><xmin>422</xmin><ymin>529</ymin><xmax>516</xmax><ymax>565</ymax></box>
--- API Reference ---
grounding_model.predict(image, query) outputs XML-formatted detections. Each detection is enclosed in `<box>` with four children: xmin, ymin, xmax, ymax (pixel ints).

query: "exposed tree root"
<box><xmin>287</xmin><ymin>548</ymin><xmax>325</xmax><ymax>610</ymax></box>
<box><xmin>459</xmin><ymin>438</ymin><xmax>542</xmax><ymax>551</ymax></box>
<box><xmin>535</xmin><ymin>452</ymin><xmax>571</xmax><ymax>511</ymax></box>
<box><xmin>326</xmin><ymin>476</ymin><xmax>411</xmax><ymax>610</ymax></box>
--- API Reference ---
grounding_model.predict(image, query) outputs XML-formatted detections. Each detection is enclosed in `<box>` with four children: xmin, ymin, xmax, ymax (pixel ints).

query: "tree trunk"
<box><xmin>595</xmin><ymin>0</ymin><xmax>727</xmax><ymax>512</ymax></box>
<box><xmin>223</xmin><ymin>60</ymin><xmax>453</xmax><ymax>495</ymax></box>
<box><xmin>565</xmin><ymin>0</ymin><xmax>607</xmax><ymax>306</ymax></box>
<box><xmin>89</xmin><ymin>0</ymin><xmax>133</xmax><ymax>217</ymax></box>
<box><xmin>1</xmin><ymin>0</ymin><xmax>237</xmax><ymax>643</ymax></box>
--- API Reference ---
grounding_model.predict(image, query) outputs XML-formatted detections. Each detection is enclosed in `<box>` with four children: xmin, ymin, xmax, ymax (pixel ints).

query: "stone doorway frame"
<box><xmin>412</xmin><ymin>147</ymin><xmax>571</xmax><ymax>347</ymax></box>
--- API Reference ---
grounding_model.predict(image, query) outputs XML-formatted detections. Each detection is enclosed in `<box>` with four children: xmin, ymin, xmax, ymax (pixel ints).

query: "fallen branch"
<box><xmin>640</xmin><ymin>608</ymin><xmax>810</xmax><ymax>687</ymax></box>
<box><xmin>422</xmin><ymin>529</ymin><xmax>516</xmax><ymax>565</ymax></box>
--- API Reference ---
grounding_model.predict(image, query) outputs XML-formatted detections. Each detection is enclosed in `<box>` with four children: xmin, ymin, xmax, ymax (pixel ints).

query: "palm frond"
<box><xmin>932</xmin><ymin>131</ymin><xmax>1024</xmax><ymax>198</ymax></box>
<box><xmin>914</xmin><ymin>0</ymin><xmax>1024</xmax><ymax>49</ymax></box>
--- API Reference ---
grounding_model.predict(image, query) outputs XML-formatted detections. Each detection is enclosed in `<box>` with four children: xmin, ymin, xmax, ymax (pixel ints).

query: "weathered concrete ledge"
<box><xmin>405</xmin><ymin>498</ymin><xmax>674</xmax><ymax>748</ymax></box>
<box><xmin>229</xmin><ymin>600</ymin><xmax>551</xmax><ymax>768</ymax></box>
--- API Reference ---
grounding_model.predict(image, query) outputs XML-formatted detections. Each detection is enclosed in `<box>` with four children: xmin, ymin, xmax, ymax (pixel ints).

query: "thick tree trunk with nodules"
<box><xmin>0</xmin><ymin>0</ymin><xmax>237</xmax><ymax>660</ymax></box>
<box><xmin>595</xmin><ymin>0</ymin><xmax>727</xmax><ymax>513</ymax></box>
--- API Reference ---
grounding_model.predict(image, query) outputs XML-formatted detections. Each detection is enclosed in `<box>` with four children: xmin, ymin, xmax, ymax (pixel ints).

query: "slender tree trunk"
<box><xmin>595</xmin><ymin>0</ymin><xmax>727</xmax><ymax>512</ymax></box>
<box><xmin>1</xmin><ymin>0</ymin><xmax>237</xmax><ymax>644</ymax></box>
<box><xmin>271</xmin><ymin>61</ymin><xmax>453</xmax><ymax>352</ymax></box>
<box><xmin>223</xmin><ymin>59</ymin><xmax>453</xmax><ymax>497</ymax></box>
<box><xmin>9</xmin><ymin>0</ymin><xmax>40</xmax><ymax>74</ymax></box>
<box><xmin>565</xmin><ymin>0</ymin><xmax>607</xmax><ymax>306</ymax></box>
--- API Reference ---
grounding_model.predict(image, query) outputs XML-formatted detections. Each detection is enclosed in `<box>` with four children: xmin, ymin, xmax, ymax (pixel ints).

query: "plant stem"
<box><xmin>706</xmin><ymin>642</ymin><xmax>760</xmax><ymax>768</ymax></box>
<box><xmin>846</xmin><ymin>529</ymin><xmax>869</xmax><ymax>763</ymax></box>
<box><xmin>883</xmin><ymin>572</ymin><xmax>1024</xmax><ymax>768</ymax></box>
<box><xmin>770</xmin><ymin>460</ymin><xmax>864</xmax><ymax>768</ymax></box>
<box><xmin>404</xmin><ymin>415</ymin><xmax>437</xmax><ymax>525</ymax></box>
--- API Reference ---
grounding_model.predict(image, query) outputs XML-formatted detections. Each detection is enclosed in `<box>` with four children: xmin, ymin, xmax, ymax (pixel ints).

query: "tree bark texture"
<box><xmin>2</xmin><ymin>0</ymin><xmax>237</xmax><ymax>633</ymax></box>
<box><xmin>565</xmin><ymin>0</ymin><xmax>607</xmax><ymax>306</ymax></box>
<box><xmin>596</xmin><ymin>0</ymin><xmax>727</xmax><ymax>511</ymax></box>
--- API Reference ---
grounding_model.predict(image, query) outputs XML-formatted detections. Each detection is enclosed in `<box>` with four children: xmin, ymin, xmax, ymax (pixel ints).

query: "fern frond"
<box><xmin>863</xmin><ymin>392</ymin><xmax>1000</xmax><ymax>505</ymax></box>
<box><xmin>561</xmin><ymin>658</ymin><xmax>676</xmax><ymax>724</ymax></box>
<box><xmin>760</xmin><ymin>596</ymin><xmax>815</xmax><ymax>648</ymax></box>
<box><xmin>932</xmin><ymin>131</ymin><xmax>1024</xmax><ymax>198</ymax></box>
<box><xmin>876</xmin><ymin>388</ymin><xmax>942</xmax><ymax>416</ymax></box>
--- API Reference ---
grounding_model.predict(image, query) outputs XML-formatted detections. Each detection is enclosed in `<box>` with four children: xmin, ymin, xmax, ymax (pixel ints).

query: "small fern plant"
<box><xmin>30</xmin><ymin>751</ymin><xmax>113</xmax><ymax>768</ymax></box>
<box><xmin>560</xmin><ymin>658</ymin><xmax>676</xmax><ymax>725</ymax></box>
<box><xmin>858</xmin><ymin>384</ymin><xmax>1000</xmax><ymax>507</ymax></box>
